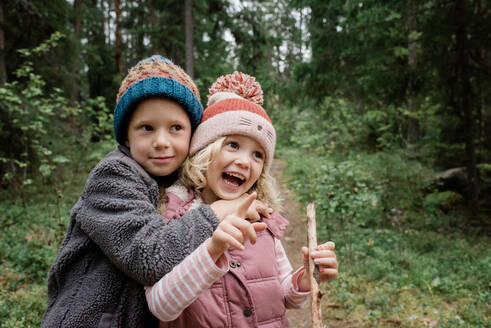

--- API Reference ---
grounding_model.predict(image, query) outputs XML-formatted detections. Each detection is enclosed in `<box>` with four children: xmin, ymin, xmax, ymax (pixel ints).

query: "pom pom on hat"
<box><xmin>113</xmin><ymin>55</ymin><xmax>203</xmax><ymax>145</ymax></box>
<box><xmin>190</xmin><ymin>72</ymin><xmax>276</xmax><ymax>169</ymax></box>
<box><xmin>208</xmin><ymin>71</ymin><xmax>263</xmax><ymax>106</ymax></box>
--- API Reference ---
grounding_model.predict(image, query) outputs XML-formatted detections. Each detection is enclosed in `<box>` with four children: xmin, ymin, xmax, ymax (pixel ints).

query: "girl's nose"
<box><xmin>234</xmin><ymin>153</ymin><xmax>250</xmax><ymax>168</ymax></box>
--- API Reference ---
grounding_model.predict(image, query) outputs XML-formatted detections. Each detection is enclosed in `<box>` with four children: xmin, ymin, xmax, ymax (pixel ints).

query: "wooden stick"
<box><xmin>307</xmin><ymin>203</ymin><xmax>324</xmax><ymax>328</ymax></box>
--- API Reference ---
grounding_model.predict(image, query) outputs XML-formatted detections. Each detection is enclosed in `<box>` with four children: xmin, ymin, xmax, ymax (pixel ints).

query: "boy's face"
<box><xmin>126</xmin><ymin>98</ymin><xmax>191</xmax><ymax>177</ymax></box>
<box><xmin>201</xmin><ymin>135</ymin><xmax>265</xmax><ymax>204</ymax></box>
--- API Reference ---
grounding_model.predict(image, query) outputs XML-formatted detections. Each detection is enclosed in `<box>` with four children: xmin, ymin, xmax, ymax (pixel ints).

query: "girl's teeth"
<box><xmin>223</xmin><ymin>176</ymin><xmax>239</xmax><ymax>187</ymax></box>
<box><xmin>222</xmin><ymin>172</ymin><xmax>244</xmax><ymax>186</ymax></box>
<box><xmin>224</xmin><ymin>179</ymin><xmax>238</xmax><ymax>187</ymax></box>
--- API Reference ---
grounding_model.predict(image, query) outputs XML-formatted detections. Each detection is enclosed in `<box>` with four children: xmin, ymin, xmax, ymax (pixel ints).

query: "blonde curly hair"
<box><xmin>180</xmin><ymin>137</ymin><xmax>282</xmax><ymax>212</ymax></box>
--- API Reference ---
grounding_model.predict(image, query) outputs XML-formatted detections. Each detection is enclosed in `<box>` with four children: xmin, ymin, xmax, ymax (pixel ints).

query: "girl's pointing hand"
<box><xmin>206</xmin><ymin>193</ymin><xmax>267</xmax><ymax>262</ymax></box>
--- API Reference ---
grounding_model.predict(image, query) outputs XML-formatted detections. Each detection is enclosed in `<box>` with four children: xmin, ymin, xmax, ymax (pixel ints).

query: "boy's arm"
<box><xmin>77</xmin><ymin>155</ymin><xmax>220</xmax><ymax>286</ymax></box>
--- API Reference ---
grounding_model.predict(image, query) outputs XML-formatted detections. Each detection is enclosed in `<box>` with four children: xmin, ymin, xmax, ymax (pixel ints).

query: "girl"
<box><xmin>146</xmin><ymin>72</ymin><xmax>338</xmax><ymax>327</ymax></box>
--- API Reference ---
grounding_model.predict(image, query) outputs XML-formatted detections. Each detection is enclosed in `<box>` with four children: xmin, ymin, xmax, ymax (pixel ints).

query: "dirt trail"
<box><xmin>274</xmin><ymin>160</ymin><xmax>354</xmax><ymax>328</ymax></box>
<box><xmin>272</xmin><ymin>160</ymin><xmax>312</xmax><ymax>328</ymax></box>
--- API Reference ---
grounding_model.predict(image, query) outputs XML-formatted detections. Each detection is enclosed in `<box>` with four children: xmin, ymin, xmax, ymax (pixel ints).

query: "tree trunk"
<box><xmin>407</xmin><ymin>0</ymin><xmax>420</xmax><ymax>149</ymax></box>
<box><xmin>455</xmin><ymin>0</ymin><xmax>479</xmax><ymax>224</ymax></box>
<box><xmin>184</xmin><ymin>0</ymin><xmax>194</xmax><ymax>78</ymax></box>
<box><xmin>115</xmin><ymin>0</ymin><xmax>122</xmax><ymax>74</ymax></box>
<box><xmin>71</xmin><ymin>0</ymin><xmax>83</xmax><ymax>104</ymax></box>
<box><xmin>136</xmin><ymin>0</ymin><xmax>145</xmax><ymax>60</ymax></box>
<box><xmin>87</xmin><ymin>0</ymin><xmax>111</xmax><ymax>100</ymax></box>
<box><xmin>0</xmin><ymin>2</ymin><xmax>6</xmax><ymax>85</ymax></box>
<box><xmin>474</xmin><ymin>0</ymin><xmax>484</xmax><ymax>162</ymax></box>
<box><xmin>299</xmin><ymin>8</ymin><xmax>303</xmax><ymax>61</ymax></box>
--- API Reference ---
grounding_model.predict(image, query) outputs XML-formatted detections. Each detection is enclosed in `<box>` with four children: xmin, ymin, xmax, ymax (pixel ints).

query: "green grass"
<box><xmin>0</xmin><ymin>142</ymin><xmax>107</xmax><ymax>327</ymax></box>
<box><xmin>322</xmin><ymin>228</ymin><xmax>489</xmax><ymax>327</ymax></box>
<box><xmin>0</xmin><ymin>142</ymin><xmax>489</xmax><ymax>327</ymax></box>
<box><xmin>281</xmin><ymin>147</ymin><xmax>490</xmax><ymax>327</ymax></box>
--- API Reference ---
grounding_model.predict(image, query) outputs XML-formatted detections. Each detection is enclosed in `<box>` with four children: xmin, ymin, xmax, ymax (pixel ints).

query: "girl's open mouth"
<box><xmin>222</xmin><ymin>172</ymin><xmax>245</xmax><ymax>187</ymax></box>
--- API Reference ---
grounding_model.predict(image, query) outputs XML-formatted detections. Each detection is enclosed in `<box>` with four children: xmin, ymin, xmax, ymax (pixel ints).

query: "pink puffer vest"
<box><xmin>161</xmin><ymin>186</ymin><xmax>290</xmax><ymax>328</ymax></box>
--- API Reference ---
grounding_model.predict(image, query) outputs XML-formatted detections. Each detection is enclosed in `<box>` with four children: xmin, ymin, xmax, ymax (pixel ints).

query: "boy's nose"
<box><xmin>153</xmin><ymin>131</ymin><xmax>170</xmax><ymax>149</ymax></box>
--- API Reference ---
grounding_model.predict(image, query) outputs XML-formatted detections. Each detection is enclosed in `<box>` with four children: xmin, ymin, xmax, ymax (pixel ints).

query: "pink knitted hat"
<box><xmin>189</xmin><ymin>72</ymin><xmax>276</xmax><ymax>169</ymax></box>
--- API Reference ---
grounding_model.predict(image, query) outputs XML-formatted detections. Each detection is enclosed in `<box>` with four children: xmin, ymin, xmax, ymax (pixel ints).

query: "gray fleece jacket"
<box><xmin>42</xmin><ymin>145</ymin><xmax>219</xmax><ymax>328</ymax></box>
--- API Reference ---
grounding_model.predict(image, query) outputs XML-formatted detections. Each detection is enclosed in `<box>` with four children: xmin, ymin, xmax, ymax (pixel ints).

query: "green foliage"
<box><xmin>0</xmin><ymin>199</ymin><xmax>67</xmax><ymax>285</ymax></box>
<box><xmin>290</xmin><ymin>0</ymin><xmax>409</xmax><ymax>103</ymax></box>
<box><xmin>321</xmin><ymin>227</ymin><xmax>490</xmax><ymax>327</ymax></box>
<box><xmin>283</xmin><ymin>146</ymin><xmax>489</xmax><ymax>327</ymax></box>
<box><xmin>277</xmin><ymin>95</ymin><xmax>452</xmax><ymax>165</ymax></box>
<box><xmin>276</xmin><ymin>96</ymin><xmax>443</xmax><ymax>159</ymax></box>
<box><xmin>0</xmin><ymin>142</ymin><xmax>100</xmax><ymax>328</ymax></box>
<box><xmin>0</xmin><ymin>286</ymin><xmax>47</xmax><ymax>328</ymax></box>
<box><xmin>424</xmin><ymin>191</ymin><xmax>464</xmax><ymax>212</ymax></box>
<box><xmin>477</xmin><ymin>163</ymin><xmax>491</xmax><ymax>184</ymax></box>
<box><xmin>283</xmin><ymin>149</ymin><xmax>438</xmax><ymax>235</ymax></box>
<box><xmin>193</xmin><ymin>0</ymin><xmax>236</xmax><ymax>96</ymax></box>
<box><xmin>0</xmin><ymin>1</ymin><xmax>489</xmax><ymax>326</ymax></box>
<box><xmin>80</xmin><ymin>139</ymin><xmax>118</xmax><ymax>170</ymax></box>
<box><xmin>3</xmin><ymin>0</ymin><xmax>75</xmax><ymax>93</ymax></box>
<box><xmin>0</xmin><ymin>32</ymin><xmax>116</xmax><ymax>199</ymax></box>
<box><xmin>275</xmin><ymin>97</ymin><xmax>371</xmax><ymax>155</ymax></box>
<box><xmin>287</xmin><ymin>0</ymin><xmax>491</xmax><ymax>193</ymax></box>
<box><xmin>83</xmin><ymin>96</ymin><xmax>114</xmax><ymax>143</ymax></box>
<box><xmin>0</xmin><ymin>33</ymin><xmax>81</xmax><ymax>194</ymax></box>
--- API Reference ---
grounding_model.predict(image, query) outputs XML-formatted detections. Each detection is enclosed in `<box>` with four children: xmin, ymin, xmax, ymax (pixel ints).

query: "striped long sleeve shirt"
<box><xmin>145</xmin><ymin>238</ymin><xmax>310</xmax><ymax>322</ymax></box>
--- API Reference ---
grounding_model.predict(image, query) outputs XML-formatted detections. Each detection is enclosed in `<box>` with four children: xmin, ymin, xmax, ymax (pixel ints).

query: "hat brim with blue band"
<box><xmin>114</xmin><ymin>77</ymin><xmax>203</xmax><ymax>144</ymax></box>
<box><xmin>113</xmin><ymin>55</ymin><xmax>203</xmax><ymax>145</ymax></box>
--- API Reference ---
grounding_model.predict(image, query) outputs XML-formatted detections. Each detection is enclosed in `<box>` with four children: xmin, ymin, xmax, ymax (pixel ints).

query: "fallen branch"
<box><xmin>307</xmin><ymin>203</ymin><xmax>326</xmax><ymax>328</ymax></box>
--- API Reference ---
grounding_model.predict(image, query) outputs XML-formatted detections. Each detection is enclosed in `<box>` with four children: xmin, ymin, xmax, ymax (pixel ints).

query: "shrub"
<box><xmin>0</xmin><ymin>32</ymin><xmax>80</xmax><ymax>197</ymax></box>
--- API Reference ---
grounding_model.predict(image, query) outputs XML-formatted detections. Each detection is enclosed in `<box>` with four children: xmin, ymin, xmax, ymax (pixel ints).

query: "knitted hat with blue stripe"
<box><xmin>114</xmin><ymin>55</ymin><xmax>203</xmax><ymax>145</ymax></box>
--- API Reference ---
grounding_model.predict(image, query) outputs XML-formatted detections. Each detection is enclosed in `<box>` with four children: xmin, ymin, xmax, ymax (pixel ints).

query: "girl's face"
<box><xmin>126</xmin><ymin>98</ymin><xmax>191</xmax><ymax>177</ymax></box>
<box><xmin>201</xmin><ymin>135</ymin><xmax>265</xmax><ymax>204</ymax></box>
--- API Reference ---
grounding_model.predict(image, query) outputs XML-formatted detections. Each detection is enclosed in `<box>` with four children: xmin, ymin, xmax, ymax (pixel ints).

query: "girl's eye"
<box><xmin>170</xmin><ymin>124</ymin><xmax>183</xmax><ymax>132</ymax></box>
<box><xmin>253</xmin><ymin>151</ymin><xmax>264</xmax><ymax>160</ymax></box>
<box><xmin>141</xmin><ymin>125</ymin><xmax>153</xmax><ymax>131</ymax></box>
<box><xmin>226</xmin><ymin>141</ymin><xmax>239</xmax><ymax>149</ymax></box>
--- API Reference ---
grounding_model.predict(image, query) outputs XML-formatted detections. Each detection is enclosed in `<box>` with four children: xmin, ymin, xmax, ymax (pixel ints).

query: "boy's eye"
<box><xmin>170</xmin><ymin>124</ymin><xmax>183</xmax><ymax>132</ymax></box>
<box><xmin>141</xmin><ymin>124</ymin><xmax>153</xmax><ymax>131</ymax></box>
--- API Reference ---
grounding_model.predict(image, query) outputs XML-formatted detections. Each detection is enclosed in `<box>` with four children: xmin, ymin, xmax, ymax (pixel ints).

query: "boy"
<box><xmin>42</xmin><ymin>56</ymin><xmax>220</xmax><ymax>327</ymax></box>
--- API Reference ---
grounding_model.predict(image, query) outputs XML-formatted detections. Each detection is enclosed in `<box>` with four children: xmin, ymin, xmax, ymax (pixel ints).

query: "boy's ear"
<box><xmin>125</xmin><ymin>139</ymin><xmax>129</xmax><ymax>147</ymax></box>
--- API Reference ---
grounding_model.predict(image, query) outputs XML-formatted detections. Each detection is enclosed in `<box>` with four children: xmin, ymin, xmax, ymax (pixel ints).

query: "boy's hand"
<box><xmin>210</xmin><ymin>192</ymin><xmax>273</xmax><ymax>222</ymax></box>
<box><xmin>244</xmin><ymin>196</ymin><xmax>272</xmax><ymax>222</ymax></box>
<box><xmin>206</xmin><ymin>193</ymin><xmax>268</xmax><ymax>261</ymax></box>
<box><xmin>297</xmin><ymin>241</ymin><xmax>338</xmax><ymax>292</ymax></box>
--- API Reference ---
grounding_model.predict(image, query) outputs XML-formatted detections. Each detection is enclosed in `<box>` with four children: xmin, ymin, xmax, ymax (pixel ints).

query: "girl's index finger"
<box><xmin>235</xmin><ymin>192</ymin><xmax>257</xmax><ymax>218</ymax></box>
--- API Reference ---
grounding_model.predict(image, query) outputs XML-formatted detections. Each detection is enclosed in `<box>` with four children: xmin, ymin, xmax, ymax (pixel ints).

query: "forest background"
<box><xmin>0</xmin><ymin>0</ymin><xmax>489</xmax><ymax>327</ymax></box>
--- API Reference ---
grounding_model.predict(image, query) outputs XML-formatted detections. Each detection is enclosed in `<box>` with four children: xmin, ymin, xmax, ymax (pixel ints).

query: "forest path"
<box><xmin>272</xmin><ymin>159</ymin><xmax>312</xmax><ymax>328</ymax></box>
<box><xmin>273</xmin><ymin>160</ymin><xmax>352</xmax><ymax>328</ymax></box>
